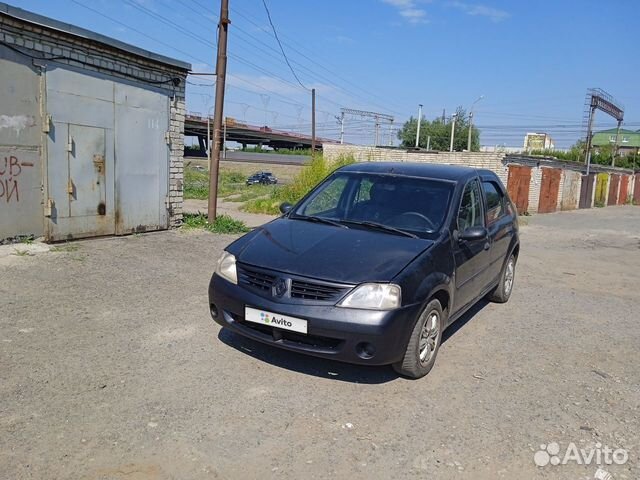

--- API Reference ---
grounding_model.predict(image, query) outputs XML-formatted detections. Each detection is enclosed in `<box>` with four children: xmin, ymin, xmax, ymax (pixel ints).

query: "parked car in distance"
<box><xmin>246</xmin><ymin>171</ymin><xmax>278</xmax><ymax>185</ymax></box>
<box><xmin>210</xmin><ymin>162</ymin><xmax>520</xmax><ymax>378</ymax></box>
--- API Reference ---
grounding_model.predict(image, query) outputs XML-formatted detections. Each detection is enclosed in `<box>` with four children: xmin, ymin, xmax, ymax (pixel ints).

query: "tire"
<box><xmin>488</xmin><ymin>253</ymin><xmax>517</xmax><ymax>303</ymax></box>
<box><xmin>392</xmin><ymin>299</ymin><xmax>445</xmax><ymax>379</ymax></box>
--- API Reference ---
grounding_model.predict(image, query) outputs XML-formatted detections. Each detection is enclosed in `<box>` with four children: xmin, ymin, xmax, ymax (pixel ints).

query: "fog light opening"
<box><xmin>356</xmin><ymin>342</ymin><xmax>376</xmax><ymax>360</ymax></box>
<box><xmin>210</xmin><ymin>304</ymin><xmax>219</xmax><ymax>319</ymax></box>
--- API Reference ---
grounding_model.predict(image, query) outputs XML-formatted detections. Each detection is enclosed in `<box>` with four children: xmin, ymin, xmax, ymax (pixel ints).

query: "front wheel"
<box><xmin>488</xmin><ymin>253</ymin><xmax>516</xmax><ymax>303</ymax></box>
<box><xmin>392</xmin><ymin>299</ymin><xmax>445</xmax><ymax>379</ymax></box>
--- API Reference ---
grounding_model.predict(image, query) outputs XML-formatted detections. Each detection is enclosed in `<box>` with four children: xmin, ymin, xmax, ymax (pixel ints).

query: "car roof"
<box><xmin>338</xmin><ymin>161</ymin><xmax>480</xmax><ymax>182</ymax></box>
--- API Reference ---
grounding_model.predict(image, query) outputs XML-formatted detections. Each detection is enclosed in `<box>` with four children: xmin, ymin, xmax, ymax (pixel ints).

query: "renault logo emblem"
<box><xmin>272</xmin><ymin>277</ymin><xmax>289</xmax><ymax>298</ymax></box>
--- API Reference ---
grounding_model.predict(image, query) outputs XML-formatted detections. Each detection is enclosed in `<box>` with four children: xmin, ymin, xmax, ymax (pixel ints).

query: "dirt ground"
<box><xmin>1</xmin><ymin>207</ymin><xmax>639</xmax><ymax>480</ymax></box>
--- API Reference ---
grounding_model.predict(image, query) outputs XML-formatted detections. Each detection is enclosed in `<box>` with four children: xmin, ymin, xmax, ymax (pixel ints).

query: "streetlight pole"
<box><xmin>415</xmin><ymin>104</ymin><xmax>423</xmax><ymax>148</ymax></box>
<box><xmin>467</xmin><ymin>95</ymin><xmax>484</xmax><ymax>152</ymax></box>
<box><xmin>449</xmin><ymin>113</ymin><xmax>457</xmax><ymax>152</ymax></box>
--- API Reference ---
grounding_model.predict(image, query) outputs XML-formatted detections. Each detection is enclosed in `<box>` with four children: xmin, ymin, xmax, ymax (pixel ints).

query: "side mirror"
<box><xmin>279</xmin><ymin>202</ymin><xmax>293</xmax><ymax>214</ymax></box>
<box><xmin>458</xmin><ymin>225</ymin><xmax>488</xmax><ymax>242</ymax></box>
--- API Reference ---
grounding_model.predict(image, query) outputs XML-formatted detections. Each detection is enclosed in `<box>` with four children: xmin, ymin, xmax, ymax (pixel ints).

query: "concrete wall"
<box><xmin>324</xmin><ymin>144</ymin><xmax>637</xmax><ymax>214</ymax></box>
<box><xmin>0</xmin><ymin>10</ymin><xmax>189</xmax><ymax>240</ymax></box>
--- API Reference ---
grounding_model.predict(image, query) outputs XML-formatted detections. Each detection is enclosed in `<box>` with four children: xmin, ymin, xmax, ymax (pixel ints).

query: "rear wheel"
<box><xmin>488</xmin><ymin>253</ymin><xmax>516</xmax><ymax>303</ymax></box>
<box><xmin>393</xmin><ymin>299</ymin><xmax>445</xmax><ymax>379</ymax></box>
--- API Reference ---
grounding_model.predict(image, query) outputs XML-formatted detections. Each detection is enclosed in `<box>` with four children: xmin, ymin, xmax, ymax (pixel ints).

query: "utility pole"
<box><xmin>449</xmin><ymin>113</ymin><xmax>457</xmax><ymax>152</ymax></box>
<box><xmin>585</xmin><ymin>104</ymin><xmax>596</xmax><ymax>176</ymax></box>
<box><xmin>468</xmin><ymin>95</ymin><xmax>484</xmax><ymax>152</ymax></box>
<box><xmin>467</xmin><ymin>112</ymin><xmax>473</xmax><ymax>152</ymax></box>
<box><xmin>208</xmin><ymin>0</ymin><xmax>229</xmax><ymax>223</ymax></box>
<box><xmin>337</xmin><ymin>111</ymin><xmax>345</xmax><ymax>144</ymax></box>
<box><xmin>613</xmin><ymin>119</ymin><xmax>622</xmax><ymax>167</ymax></box>
<box><xmin>311</xmin><ymin>88</ymin><xmax>316</xmax><ymax>154</ymax></box>
<box><xmin>374</xmin><ymin>115</ymin><xmax>380</xmax><ymax>146</ymax></box>
<box><xmin>415</xmin><ymin>104</ymin><xmax>423</xmax><ymax>148</ymax></box>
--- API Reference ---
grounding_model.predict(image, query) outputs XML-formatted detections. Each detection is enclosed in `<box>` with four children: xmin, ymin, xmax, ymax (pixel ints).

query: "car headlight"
<box><xmin>215</xmin><ymin>251</ymin><xmax>237</xmax><ymax>284</ymax></box>
<box><xmin>337</xmin><ymin>283</ymin><xmax>401</xmax><ymax>310</ymax></box>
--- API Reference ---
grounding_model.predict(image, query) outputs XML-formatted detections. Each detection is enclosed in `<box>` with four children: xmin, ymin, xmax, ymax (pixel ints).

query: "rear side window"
<box><xmin>458</xmin><ymin>180</ymin><xmax>484</xmax><ymax>231</ymax></box>
<box><xmin>482</xmin><ymin>181</ymin><xmax>505</xmax><ymax>224</ymax></box>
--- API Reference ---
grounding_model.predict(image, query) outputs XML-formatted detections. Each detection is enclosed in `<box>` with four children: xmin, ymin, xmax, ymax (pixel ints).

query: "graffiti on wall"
<box><xmin>0</xmin><ymin>156</ymin><xmax>34</xmax><ymax>203</ymax></box>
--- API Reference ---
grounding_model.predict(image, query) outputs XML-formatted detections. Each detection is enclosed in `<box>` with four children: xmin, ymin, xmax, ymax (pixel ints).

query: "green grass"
<box><xmin>12</xmin><ymin>248</ymin><xmax>33</xmax><ymax>257</ymax></box>
<box><xmin>182</xmin><ymin>213</ymin><xmax>250</xmax><ymax>234</ymax></box>
<box><xmin>225</xmin><ymin>185</ymin><xmax>274</xmax><ymax>203</ymax></box>
<box><xmin>242</xmin><ymin>155</ymin><xmax>355</xmax><ymax>215</ymax></box>
<box><xmin>184</xmin><ymin>169</ymin><xmax>248</xmax><ymax>200</ymax></box>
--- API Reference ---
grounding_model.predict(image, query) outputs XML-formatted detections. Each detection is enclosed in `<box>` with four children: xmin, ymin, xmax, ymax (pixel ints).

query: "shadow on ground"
<box><xmin>217</xmin><ymin>299</ymin><xmax>488</xmax><ymax>384</ymax></box>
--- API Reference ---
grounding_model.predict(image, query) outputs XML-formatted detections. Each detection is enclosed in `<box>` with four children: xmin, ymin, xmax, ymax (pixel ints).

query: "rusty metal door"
<box><xmin>538</xmin><ymin>168</ymin><xmax>561</xmax><ymax>213</ymax></box>
<box><xmin>579</xmin><ymin>173</ymin><xmax>595</xmax><ymax>209</ymax></box>
<box><xmin>45</xmin><ymin>67</ymin><xmax>116</xmax><ymax>240</ymax></box>
<box><xmin>608</xmin><ymin>174</ymin><xmax>620</xmax><ymax>206</ymax></box>
<box><xmin>507</xmin><ymin>165</ymin><xmax>531</xmax><ymax>214</ymax></box>
<box><xmin>635</xmin><ymin>176</ymin><xmax>640</xmax><ymax>205</ymax></box>
<box><xmin>618</xmin><ymin>175</ymin><xmax>629</xmax><ymax>204</ymax></box>
<box><xmin>594</xmin><ymin>173</ymin><xmax>608</xmax><ymax>206</ymax></box>
<box><xmin>114</xmin><ymin>84</ymin><xmax>170</xmax><ymax>234</ymax></box>
<box><xmin>561</xmin><ymin>171</ymin><xmax>580</xmax><ymax>210</ymax></box>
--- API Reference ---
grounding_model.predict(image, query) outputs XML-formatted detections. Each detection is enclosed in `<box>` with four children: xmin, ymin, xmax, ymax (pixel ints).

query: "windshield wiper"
<box><xmin>293</xmin><ymin>215</ymin><xmax>348</xmax><ymax>229</ymax></box>
<box><xmin>341</xmin><ymin>220</ymin><xmax>417</xmax><ymax>238</ymax></box>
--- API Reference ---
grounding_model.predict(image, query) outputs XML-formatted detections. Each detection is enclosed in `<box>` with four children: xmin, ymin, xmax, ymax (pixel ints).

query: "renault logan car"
<box><xmin>209</xmin><ymin>162</ymin><xmax>519</xmax><ymax>378</ymax></box>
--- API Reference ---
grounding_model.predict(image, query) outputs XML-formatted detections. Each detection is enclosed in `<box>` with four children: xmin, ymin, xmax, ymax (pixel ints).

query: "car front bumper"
<box><xmin>208</xmin><ymin>274</ymin><xmax>421</xmax><ymax>365</ymax></box>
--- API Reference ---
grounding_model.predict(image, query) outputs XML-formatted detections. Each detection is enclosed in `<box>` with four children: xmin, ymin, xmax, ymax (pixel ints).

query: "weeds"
<box><xmin>243</xmin><ymin>155</ymin><xmax>355</xmax><ymax>215</ymax></box>
<box><xmin>51</xmin><ymin>243</ymin><xmax>80</xmax><ymax>253</ymax></box>
<box><xmin>182</xmin><ymin>213</ymin><xmax>250</xmax><ymax>234</ymax></box>
<box><xmin>12</xmin><ymin>248</ymin><xmax>33</xmax><ymax>257</ymax></box>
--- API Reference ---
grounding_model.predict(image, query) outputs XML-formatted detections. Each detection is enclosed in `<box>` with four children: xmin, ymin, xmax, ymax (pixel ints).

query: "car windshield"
<box><xmin>292</xmin><ymin>172</ymin><xmax>454</xmax><ymax>236</ymax></box>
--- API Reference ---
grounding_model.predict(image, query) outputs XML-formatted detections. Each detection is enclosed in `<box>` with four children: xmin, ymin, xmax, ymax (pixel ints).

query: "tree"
<box><xmin>397</xmin><ymin>107</ymin><xmax>481</xmax><ymax>151</ymax></box>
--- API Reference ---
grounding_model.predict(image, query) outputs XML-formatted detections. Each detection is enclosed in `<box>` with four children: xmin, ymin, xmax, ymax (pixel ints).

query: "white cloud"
<box><xmin>449</xmin><ymin>1</ymin><xmax>510</xmax><ymax>22</ymax></box>
<box><xmin>381</xmin><ymin>0</ymin><xmax>429</xmax><ymax>25</ymax></box>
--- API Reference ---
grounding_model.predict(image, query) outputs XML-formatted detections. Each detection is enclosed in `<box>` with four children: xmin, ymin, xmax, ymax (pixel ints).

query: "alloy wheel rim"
<box><xmin>419</xmin><ymin>311</ymin><xmax>439</xmax><ymax>364</ymax></box>
<box><xmin>504</xmin><ymin>258</ymin><xmax>515</xmax><ymax>296</ymax></box>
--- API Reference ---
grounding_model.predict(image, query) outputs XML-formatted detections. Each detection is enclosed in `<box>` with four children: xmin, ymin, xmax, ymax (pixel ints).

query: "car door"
<box><xmin>482</xmin><ymin>179</ymin><xmax>513</xmax><ymax>285</ymax></box>
<box><xmin>452</xmin><ymin>178</ymin><xmax>492</xmax><ymax>313</ymax></box>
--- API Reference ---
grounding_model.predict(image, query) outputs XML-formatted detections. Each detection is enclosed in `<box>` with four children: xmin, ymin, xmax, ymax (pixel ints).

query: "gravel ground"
<box><xmin>1</xmin><ymin>207</ymin><xmax>639</xmax><ymax>480</ymax></box>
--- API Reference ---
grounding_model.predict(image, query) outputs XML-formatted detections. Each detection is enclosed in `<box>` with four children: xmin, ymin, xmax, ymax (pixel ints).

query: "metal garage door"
<box><xmin>538</xmin><ymin>168</ymin><xmax>561</xmax><ymax>213</ymax></box>
<box><xmin>608</xmin><ymin>174</ymin><xmax>620</xmax><ymax>206</ymax></box>
<box><xmin>594</xmin><ymin>173</ymin><xmax>608</xmax><ymax>207</ymax></box>
<box><xmin>45</xmin><ymin>67</ymin><xmax>116</xmax><ymax>241</ymax></box>
<box><xmin>618</xmin><ymin>175</ymin><xmax>629</xmax><ymax>205</ymax></box>
<box><xmin>114</xmin><ymin>84</ymin><xmax>170</xmax><ymax>234</ymax></box>
<box><xmin>561</xmin><ymin>171</ymin><xmax>580</xmax><ymax>211</ymax></box>
<box><xmin>507</xmin><ymin>165</ymin><xmax>531</xmax><ymax>215</ymax></box>
<box><xmin>635</xmin><ymin>176</ymin><xmax>640</xmax><ymax>205</ymax></box>
<box><xmin>579</xmin><ymin>173</ymin><xmax>595</xmax><ymax>209</ymax></box>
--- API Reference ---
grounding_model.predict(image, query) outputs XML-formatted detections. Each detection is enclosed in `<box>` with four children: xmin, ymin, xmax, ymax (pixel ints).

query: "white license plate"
<box><xmin>244</xmin><ymin>307</ymin><xmax>308</xmax><ymax>334</ymax></box>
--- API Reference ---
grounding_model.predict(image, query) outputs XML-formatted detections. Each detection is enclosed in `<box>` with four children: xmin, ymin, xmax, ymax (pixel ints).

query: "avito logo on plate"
<box><xmin>533</xmin><ymin>441</ymin><xmax>628</xmax><ymax>468</ymax></box>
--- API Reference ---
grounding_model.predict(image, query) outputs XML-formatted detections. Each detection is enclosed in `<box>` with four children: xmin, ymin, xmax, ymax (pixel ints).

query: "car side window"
<box><xmin>302</xmin><ymin>176</ymin><xmax>348</xmax><ymax>216</ymax></box>
<box><xmin>458</xmin><ymin>180</ymin><xmax>484</xmax><ymax>231</ymax></box>
<box><xmin>482</xmin><ymin>181</ymin><xmax>505</xmax><ymax>225</ymax></box>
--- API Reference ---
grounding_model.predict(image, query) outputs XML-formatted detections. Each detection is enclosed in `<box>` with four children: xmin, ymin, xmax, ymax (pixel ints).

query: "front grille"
<box><xmin>239</xmin><ymin>320</ymin><xmax>343</xmax><ymax>351</ymax></box>
<box><xmin>237</xmin><ymin>263</ymin><xmax>350</xmax><ymax>302</ymax></box>
<box><xmin>238</xmin><ymin>265</ymin><xmax>276</xmax><ymax>292</ymax></box>
<box><xmin>290</xmin><ymin>280</ymin><xmax>346</xmax><ymax>301</ymax></box>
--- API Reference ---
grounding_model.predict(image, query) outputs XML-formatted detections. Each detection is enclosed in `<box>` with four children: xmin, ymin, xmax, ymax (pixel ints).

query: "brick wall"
<box><xmin>0</xmin><ymin>12</ymin><xmax>189</xmax><ymax>227</ymax></box>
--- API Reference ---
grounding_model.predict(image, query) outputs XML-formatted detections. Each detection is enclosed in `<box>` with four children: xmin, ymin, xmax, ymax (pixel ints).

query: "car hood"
<box><xmin>227</xmin><ymin>218</ymin><xmax>434</xmax><ymax>284</ymax></box>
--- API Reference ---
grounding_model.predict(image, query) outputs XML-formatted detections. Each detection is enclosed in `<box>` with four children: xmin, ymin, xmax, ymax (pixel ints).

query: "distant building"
<box><xmin>523</xmin><ymin>133</ymin><xmax>555</xmax><ymax>151</ymax></box>
<box><xmin>592</xmin><ymin>128</ymin><xmax>640</xmax><ymax>156</ymax></box>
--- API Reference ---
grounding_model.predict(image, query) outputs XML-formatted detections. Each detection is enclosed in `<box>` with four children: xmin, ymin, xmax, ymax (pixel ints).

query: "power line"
<box><xmin>261</xmin><ymin>0</ymin><xmax>307</xmax><ymax>90</ymax></box>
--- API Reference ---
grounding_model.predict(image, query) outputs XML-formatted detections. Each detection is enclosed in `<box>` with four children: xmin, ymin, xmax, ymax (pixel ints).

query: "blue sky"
<box><xmin>14</xmin><ymin>0</ymin><xmax>640</xmax><ymax>147</ymax></box>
